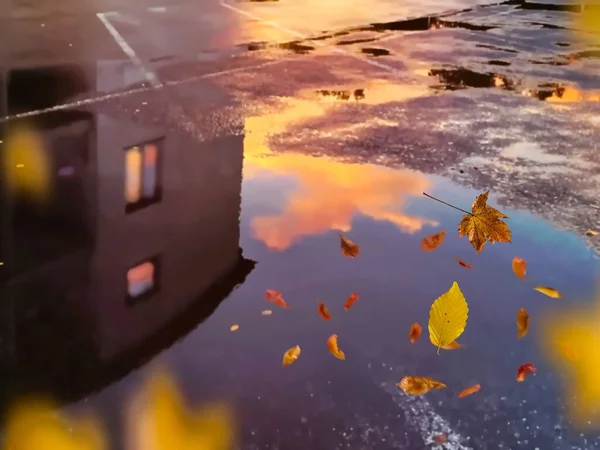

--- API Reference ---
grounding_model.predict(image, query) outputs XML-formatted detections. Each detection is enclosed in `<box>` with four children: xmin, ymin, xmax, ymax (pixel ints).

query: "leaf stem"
<box><xmin>423</xmin><ymin>192</ymin><xmax>472</xmax><ymax>216</ymax></box>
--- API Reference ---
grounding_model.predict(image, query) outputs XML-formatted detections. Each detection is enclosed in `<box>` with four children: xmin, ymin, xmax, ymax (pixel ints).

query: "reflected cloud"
<box><xmin>243</xmin><ymin>79</ymin><xmax>438</xmax><ymax>251</ymax></box>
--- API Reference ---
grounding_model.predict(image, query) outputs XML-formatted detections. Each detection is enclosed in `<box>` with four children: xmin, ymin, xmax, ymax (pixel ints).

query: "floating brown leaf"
<box><xmin>516</xmin><ymin>363</ymin><xmax>536</xmax><ymax>382</ymax></box>
<box><xmin>265</xmin><ymin>289</ymin><xmax>290</xmax><ymax>308</ymax></box>
<box><xmin>512</xmin><ymin>257</ymin><xmax>527</xmax><ymax>280</ymax></box>
<box><xmin>343</xmin><ymin>292</ymin><xmax>359</xmax><ymax>311</ymax></box>
<box><xmin>433</xmin><ymin>433</ymin><xmax>448</xmax><ymax>445</ymax></box>
<box><xmin>327</xmin><ymin>334</ymin><xmax>346</xmax><ymax>360</ymax></box>
<box><xmin>457</xmin><ymin>384</ymin><xmax>481</xmax><ymax>399</ymax></box>
<box><xmin>440</xmin><ymin>341</ymin><xmax>462</xmax><ymax>350</ymax></box>
<box><xmin>458</xmin><ymin>191</ymin><xmax>512</xmax><ymax>253</ymax></box>
<box><xmin>534</xmin><ymin>286</ymin><xmax>562</xmax><ymax>299</ymax></box>
<box><xmin>397</xmin><ymin>376</ymin><xmax>446</xmax><ymax>395</ymax></box>
<box><xmin>517</xmin><ymin>308</ymin><xmax>530</xmax><ymax>340</ymax></box>
<box><xmin>338</xmin><ymin>232</ymin><xmax>359</xmax><ymax>258</ymax></box>
<box><xmin>408</xmin><ymin>322</ymin><xmax>422</xmax><ymax>344</ymax></box>
<box><xmin>454</xmin><ymin>257</ymin><xmax>472</xmax><ymax>269</ymax></box>
<box><xmin>282</xmin><ymin>345</ymin><xmax>301</xmax><ymax>366</ymax></box>
<box><xmin>421</xmin><ymin>230</ymin><xmax>447</xmax><ymax>251</ymax></box>
<box><xmin>318</xmin><ymin>301</ymin><xmax>332</xmax><ymax>320</ymax></box>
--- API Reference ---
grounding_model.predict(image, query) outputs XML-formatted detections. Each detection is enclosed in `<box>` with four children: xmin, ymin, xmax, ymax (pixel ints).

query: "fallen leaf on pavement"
<box><xmin>409</xmin><ymin>322</ymin><xmax>422</xmax><ymax>344</ymax></box>
<box><xmin>318</xmin><ymin>301</ymin><xmax>332</xmax><ymax>320</ymax></box>
<box><xmin>429</xmin><ymin>282</ymin><xmax>469</xmax><ymax>355</ymax></box>
<box><xmin>265</xmin><ymin>289</ymin><xmax>290</xmax><ymax>308</ymax></box>
<box><xmin>457</xmin><ymin>384</ymin><xmax>481</xmax><ymax>399</ymax></box>
<box><xmin>517</xmin><ymin>308</ymin><xmax>530</xmax><ymax>340</ymax></box>
<box><xmin>454</xmin><ymin>257</ymin><xmax>472</xmax><ymax>269</ymax></box>
<box><xmin>535</xmin><ymin>286</ymin><xmax>562</xmax><ymax>299</ymax></box>
<box><xmin>397</xmin><ymin>376</ymin><xmax>446</xmax><ymax>395</ymax></box>
<box><xmin>327</xmin><ymin>334</ymin><xmax>346</xmax><ymax>360</ymax></box>
<box><xmin>282</xmin><ymin>346</ymin><xmax>301</xmax><ymax>366</ymax></box>
<box><xmin>516</xmin><ymin>363</ymin><xmax>536</xmax><ymax>382</ymax></box>
<box><xmin>512</xmin><ymin>257</ymin><xmax>527</xmax><ymax>280</ymax></box>
<box><xmin>421</xmin><ymin>230</ymin><xmax>446</xmax><ymax>251</ymax></box>
<box><xmin>458</xmin><ymin>191</ymin><xmax>512</xmax><ymax>253</ymax></box>
<box><xmin>338</xmin><ymin>233</ymin><xmax>359</xmax><ymax>258</ymax></box>
<box><xmin>343</xmin><ymin>292</ymin><xmax>359</xmax><ymax>310</ymax></box>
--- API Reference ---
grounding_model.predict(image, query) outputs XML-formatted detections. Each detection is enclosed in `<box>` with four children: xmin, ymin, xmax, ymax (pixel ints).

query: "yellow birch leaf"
<box><xmin>429</xmin><ymin>282</ymin><xmax>469</xmax><ymax>355</ymax></box>
<box><xmin>282</xmin><ymin>345</ymin><xmax>301</xmax><ymax>366</ymax></box>
<box><xmin>586</xmin><ymin>230</ymin><xmax>598</xmax><ymax>237</ymax></box>
<box><xmin>397</xmin><ymin>376</ymin><xmax>446</xmax><ymax>395</ymax></box>
<box><xmin>535</xmin><ymin>286</ymin><xmax>562</xmax><ymax>299</ymax></box>
<box><xmin>458</xmin><ymin>191</ymin><xmax>512</xmax><ymax>253</ymax></box>
<box><xmin>516</xmin><ymin>307</ymin><xmax>530</xmax><ymax>340</ymax></box>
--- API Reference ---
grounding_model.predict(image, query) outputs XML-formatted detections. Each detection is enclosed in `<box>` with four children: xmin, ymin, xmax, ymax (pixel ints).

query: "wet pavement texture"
<box><xmin>1</xmin><ymin>0</ymin><xmax>600</xmax><ymax>449</ymax></box>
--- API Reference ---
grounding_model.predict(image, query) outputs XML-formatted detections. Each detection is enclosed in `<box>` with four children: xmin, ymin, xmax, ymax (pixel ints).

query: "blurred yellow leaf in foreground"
<box><xmin>539</xmin><ymin>288</ymin><xmax>600</xmax><ymax>429</ymax></box>
<box><xmin>3</xmin><ymin>400</ymin><xmax>106</xmax><ymax>450</ymax></box>
<box><xmin>3</xmin><ymin>124</ymin><xmax>51</xmax><ymax>201</ymax></box>
<box><xmin>573</xmin><ymin>8</ymin><xmax>600</xmax><ymax>47</ymax></box>
<box><xmin>127</xmin><ymin>369</ymin><xmax>235</xmax><ymax>450</ymax></box>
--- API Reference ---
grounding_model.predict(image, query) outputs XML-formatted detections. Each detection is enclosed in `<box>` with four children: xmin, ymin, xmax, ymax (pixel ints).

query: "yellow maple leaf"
<box><xmin>539</xmin><ymin>288</ymin><xmax>600</xmax><ymax>429</ymax></box>
<box><xmin>126</xmin><ymin>369</ymin><xmax>235</xmax><ymax>450</ymax></box>
<box><xmin>3</xmin><ymin>400</ymin><xmax>106</xmax><ymax>450</ymax></box>
<box><xmin>458</xmin><ymin>191</ymin><xmax>512</xmax><ymax>253</ymax></box>
<box><xmin>428</xmin><ymin>281</ymin><xmax>469</xmax><ymax>355</ymax></box>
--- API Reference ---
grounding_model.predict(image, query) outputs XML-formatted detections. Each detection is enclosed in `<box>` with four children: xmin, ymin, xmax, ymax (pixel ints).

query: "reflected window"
<box><xmin>126</xmin><ymin>256</ymin><xmax>160</xmax><ymax>305</ymax></box>
<box><xmin>125</xmin><ymin>139</ymin><xmax>163</xmax><ymax>213</ymax></box>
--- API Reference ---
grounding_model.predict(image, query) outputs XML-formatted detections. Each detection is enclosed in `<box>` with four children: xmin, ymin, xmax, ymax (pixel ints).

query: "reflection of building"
<box><xmin>0</xmin><ymin>65</ymin><xmax>255</xmax><ymax>404</ymax></box>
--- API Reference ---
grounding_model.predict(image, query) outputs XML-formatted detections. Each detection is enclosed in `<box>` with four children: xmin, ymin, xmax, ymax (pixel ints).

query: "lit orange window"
<box><xmin>124</xmin><ymin>139</ymin><xmax>163</xmax><ymax>212</ymax></box>
<box><xmin>127</xmin><ymin>261</ymin><xmax>155</xmax><ymax>298</ymax></box>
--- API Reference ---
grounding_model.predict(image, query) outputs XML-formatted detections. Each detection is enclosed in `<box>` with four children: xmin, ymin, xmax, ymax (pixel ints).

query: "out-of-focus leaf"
<box><xmin>261</xmin><ymin>310</ymin><xmax>272</xmax><ymax>316</ymax></box>
<box><xmin>517</xmin><ymin>308</ymin><xmax>530</xmax><ymax>340</ymax></box>
<box><xmin>230</xmin><ymin>324</ymin><xmax>239</xmax><ymax>332</ymax></box>
<box><xmin>343</xmin><ymin>292</ymin><xmax>359</xmax><ymax>311</ymax></box>
<box><xmin>338</xmin><ymin>233</ymin><xmax>359</xmax><ymax>258</ymax></box>
<box><xmin>534</xmin><ymin>286</ymin><xmax>562</xmax><ymax>299</ymax></box>
<box><xmin>433</xmin><ymin>433</ymin><xmax>448</xmax><ymax>445</ymax></box>
<box><xmin>421</xmin><ymin>230</ymin><xmax>446</xmax><ymax>251</ymax></box>
<box><xmin>516</xmin><ymin>363</ymin><xmax>537</xmax><ymax>383</ymax></box>
<box><xmin>586</xmin><ymin>230</ymin><xmax>598</xmax><ymax>236</ymax></box>
<box><xmin>457</xmin><ymin>384</ymin><xmax>481</xmax><ymax>399</ymax></box>
<box><xmin>4</xmin><ymin>400</ymin><xmax>106</xmax><ymax>450</ymax></box>
<box><xmin>126</xmin><ymin>369</ymin><xmax>235</xmax><ymax>450</ymax></box>
<box><xmin>397</xmin><ymin>376</ymin><xmax>446</xmax><ymax>395</ymax></box>
<box><xmin>327</xmin><ymin>334</ymin><xmax>346</xmax><ymax>360</ymax></box>
<box><xmin>429</xmin><ymin>282</ymin><xmax>469</xmax><ymax>355</ymax></box>
<box><xmin>512</xmin><ymin>257</ymin><xmax>527</xmax><ymax>280</ymax></box>
<box><xmin>457</xmin><ymin>191</ymin><xmax>512</xmax><ymax>253</ymax></box>
<box><xmin>318</xmin><ymin>301</ymin><xmax>332</xmax><ymax>320</ymax></box>
<box><xmin>408</xmin><ymin>322</ymin><xmax>422</xmax><ymax>344</ymax></box>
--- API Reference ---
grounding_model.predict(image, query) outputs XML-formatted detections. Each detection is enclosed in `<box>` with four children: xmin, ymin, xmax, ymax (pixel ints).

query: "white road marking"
<box><xmin>96</xmin><ymin>12</ymin><xmax>163</xmax><ymax>88</ymax></box>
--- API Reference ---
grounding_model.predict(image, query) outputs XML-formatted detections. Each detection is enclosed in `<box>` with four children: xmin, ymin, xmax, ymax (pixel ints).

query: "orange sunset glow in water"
<box><xmin>242</xmin><ymin>82</ymin><xmax>438</xmax><ymax>251</ymax></box>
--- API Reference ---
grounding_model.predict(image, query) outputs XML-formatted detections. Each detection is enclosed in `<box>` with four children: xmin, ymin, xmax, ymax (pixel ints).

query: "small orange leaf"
<box><xmin>433</xmin><ymin>433</ymin><xmax>448</xmax><ymax>445</ymax></box>
<box><xmin>282</xmin><ymin>345</ymin><xmax>301</xmax><ymax>366</ymax></box>
<box><xmin>457</xmin><ymin>383</ymin><xmax>481</xmax><ymax>399</ymax></box>
<box><xmin>516</xmin><ymin>363</ymin><xmax>536</xmax><ymax>382</ymax></box>
<box><xmin>454</xmin><ymin>257</ymin><xmax>472</xmax><ymax>269</ymax></box>
<box><xmin>327</xmin><ymin>334</ymin><xmax>346</xmax><ymax>360</ymax></box>
<box><xmin>230</xmin><ymin>324</ymin><xmax>240</xmax><ymax>332</ymax></box>
<box><xmin>440</xmin><ymin>340</ymin><xmax>463</xmax><ymax>350</ymax></box>
<box><xmin>343</xmin><ymin>292</ymin><xmax>359</xmax><ymax>311</ymax></box>
<box><xmin>338</xmin><ymin>233</ymin><xmax>359</xmax><ymax>258</ymax></box>
<box><xmin>397</xmin><ymin>376</ymin><xmax>446</xmax><ymax>395</ymax></box>
<box><xmin>534</xmin><ymin>286</ymin><xmax>562</xmax><ymax>299</ymax></box>
<box><xmin>517</xmin><ymin>307</ymin><xmax>530</xmax><ymax>340</ymax></box>
<box><xmin>318</xmin><ymin>301</ymin><xmax>332</xmax><ymax>320</ymax></box>
<box><xmin>421</xmin><ymin>230</ymin><xmax>447</xmax><ymax>251</ymax></box>
<box><xmin>408</xmin><ymin>322</ymin><xmax>422</xmax><ymax>344</ymax></box>
<box><xmin>265</xmin><ymin>289</ymin><xmax>290</xmax><ymax>308</ymax></box>
<box><xmin>512</xmin><ymin>257</ymin><xmax>527</xmax><ymax>280</ymax></box>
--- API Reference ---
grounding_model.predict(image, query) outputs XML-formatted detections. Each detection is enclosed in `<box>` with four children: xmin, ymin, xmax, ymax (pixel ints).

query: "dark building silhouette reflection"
<box><xmin>0</xmin><ymin>65</ymin><xmax>255</xmax><ymax>408</ymax></box>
